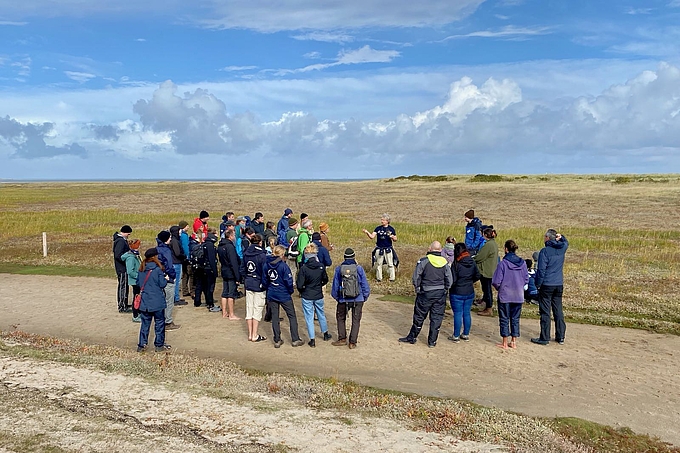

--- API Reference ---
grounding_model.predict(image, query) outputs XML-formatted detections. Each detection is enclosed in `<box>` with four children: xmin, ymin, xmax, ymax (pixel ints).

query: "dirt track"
<box><xmin>1</xmin><ymin>274</ymin><xmax>679</xmax><ymax>445</ymax></box>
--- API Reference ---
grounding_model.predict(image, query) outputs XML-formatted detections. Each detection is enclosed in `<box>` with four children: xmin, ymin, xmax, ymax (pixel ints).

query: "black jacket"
<box><xmin>450</xmin><ymin>254</ymin><xmax>481</xmax><ymax>296</ymax></box>
<box><xmin>217</xmin><ymin>238</ymin><xmax>241</xmax><ymax>281</ymax></box>
<box><xmin>169</xmin><ymin>225</ymin><xmax>186</xmax><ymax>264</ymax></box>
<box><xmin>252</xmin><ymin>220</ymin><xmax>265</xmax><ymax>236</ymax></box>
<box><xmin>112</xmin><ymin>232</ymin><xmax>130</xmax><ymax>274</ymax></box>
<box><xmin>296</xmin><ymin>257</ymin><xmax>329</xmax><ymax>300</ymax></box>
<box><xmin>202</xmin><ymin>233</ymin><xmax>219</xmax><ymax>275</ymax></box>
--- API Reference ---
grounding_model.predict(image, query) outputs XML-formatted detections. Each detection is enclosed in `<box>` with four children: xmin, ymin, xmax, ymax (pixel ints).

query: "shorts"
<box><xmin>245</xmin><ymin>290</ymin><xmax>266</xmax><ymax>321</ymax></box>
<box><xmin>221</xmin><ymin>279</ymin><xmax>238</xmax><ymax>299</ymax></box>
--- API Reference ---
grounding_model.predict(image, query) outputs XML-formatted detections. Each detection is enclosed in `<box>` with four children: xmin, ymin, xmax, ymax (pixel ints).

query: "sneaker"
<box><xmin>208</xmin><ymin>306</ymin><xmax>221</xmax><ymax>312</ymax></box>
<box><xmin>155</xmin><ymin>344</ymin><xmax>171</xmax><ymax>352</ymax></box>
<box><xmin>323</xmin><ymin>332</ymin><xmax>332</xmax><ymax>341</ymax></box>
<box><xmin>175</xmin><ymin>299</ymin><xmax>188</xmax><ymax>306</ymax></box>
<box><xmin>132</xmin><ymin>315</ymin><xmax>141</xmax><ymax>323</ymax></box>
<box><xmin>136</xmin><ymin>345</ymin><xmax>147</xmax><ymax>353</ymax></box>
<box><xmin>274</xmin><ymin>340</ymin><xmax>284</xmax><ymax>349</ymax></box>
<box><xmin>398</xmin><ymin>336</ymin><xmax>416</xmax><ymax>344</ymax></box>
<box><xmin>348</xmin><ymin>343</ymin><xmax>357</xmax><ymax>349</ymax></box>
<box><xmin>291</xmin><ymin>340</ymin><xmax>304</xmax><ymax>347</ymax></box>
<box><xmin>448</xmin><ymin>335</ymin><xmax>460</xmax><ymax>342</ymax></box>
<box><xmin>120</xmin><ymin>307</ymin><xmax>133</xmax><ymax>313</ymax></box>
<box><xmin>308</xmin><ymin>339</ymin><xmax>316</xmax><ymax>348</ymax></box>
<box><xmin>331</xmin><ymin>338</ymin><xmax>347</xmax><ymax>347</ymax></box>
<box><xmin>165</xmin><ymin>322</ymin><xmax>181</xmax><ymax>331</ymax></box>
<box><xmin>428</xmin><ymin>343</ymin><xmax>436</xmax><ymax>348</ymax></box>
<box><xmin>531</xmin><ymin>338</ymin><xmax>549</xmax><ymax>345</ymax></box>
<box><xmin>556</xmin><ymin>338</ymin><xmax>565</xmax><ymax>345</ymax></box>
<box><xmin>460</xmin><ymin>335</ymin><xmax>470</xmax><ymax>342</ymax></box>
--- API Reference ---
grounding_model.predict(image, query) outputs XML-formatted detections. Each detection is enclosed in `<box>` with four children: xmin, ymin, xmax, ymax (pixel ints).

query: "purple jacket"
<box><xmin>492</xmin><ymin>252</ymin><xmax>528</xmax><ymax>303</ymax></box>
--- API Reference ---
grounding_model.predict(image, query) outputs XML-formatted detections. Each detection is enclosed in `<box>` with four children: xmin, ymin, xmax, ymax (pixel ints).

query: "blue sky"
<box><xmin>1</xmin><ymin>0</ymin><xmax>680</xmax><ymax>179</ymax></box>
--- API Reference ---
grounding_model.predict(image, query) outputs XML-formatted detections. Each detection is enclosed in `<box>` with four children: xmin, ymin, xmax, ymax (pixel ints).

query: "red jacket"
<box><xmin>193</xmin><ymin>217</ymin><xmax>208</xmax><ymax>241</ymax></box>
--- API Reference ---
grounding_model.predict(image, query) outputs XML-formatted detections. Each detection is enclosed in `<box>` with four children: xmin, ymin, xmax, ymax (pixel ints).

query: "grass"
<box><xmin>0</xmin><ymin>176</ymin><xmax>679</xmax><ymax>335</ymax></box>
<box><xmin>2</xmin><ymin>330</ymin><xmax>678</xmax><ymax>453</ymax></box>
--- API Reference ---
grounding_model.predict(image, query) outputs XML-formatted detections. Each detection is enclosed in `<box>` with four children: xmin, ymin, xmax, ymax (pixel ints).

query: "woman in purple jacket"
<box><xmin>492</xmin><ymin>240</ymin><xmax>529</xmax><ymax>350</ymax></box>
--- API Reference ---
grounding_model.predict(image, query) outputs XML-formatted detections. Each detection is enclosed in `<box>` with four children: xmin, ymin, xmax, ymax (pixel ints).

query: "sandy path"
<box><xmin>1</xmin><ymin>274</ymin><xmax>679</xmax><ymax>445</ymax></box>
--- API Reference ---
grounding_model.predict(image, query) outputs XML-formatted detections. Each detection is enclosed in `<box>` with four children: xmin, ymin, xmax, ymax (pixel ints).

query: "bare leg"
<box><xmin>496</xmin><ymin>336</ymin><xmax>509</xmax><ymax>349</ymax></box>
<box><xmin>228</xmin><ymin>297</ymin><xmax>240</xmax><ymax>320</ymax></box>
<box><xmin>252</xmin><ymin>319</ymin><xmax>260</xmax><ymax>340</ymax></box>
<box><xmin>221</xmin><ymin>297</ymin><xmax>228</xmax><ymax>318</ymax></box>
<box><xmin>247</xmin><ymin>319</ymin><xmax>254</xmax><ymax>341</ymax></box>
<box><xmin>510</xmin><ymin>337</ymin><xmax>517</xmax><ymax>349</ymax></box>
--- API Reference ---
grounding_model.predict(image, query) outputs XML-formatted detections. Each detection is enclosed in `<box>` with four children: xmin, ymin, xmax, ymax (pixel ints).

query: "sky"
<box><xmin>1</xmin><ymin>0</ymin><xmax>680</xmax><ymax>179</ymax></box>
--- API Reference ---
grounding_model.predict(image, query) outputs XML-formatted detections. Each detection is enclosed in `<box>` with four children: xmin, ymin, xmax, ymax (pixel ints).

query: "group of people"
<box><xmin>111</xmin><ymin>208</ymin><xmax>568</xmax><ymax>353</ymax></box>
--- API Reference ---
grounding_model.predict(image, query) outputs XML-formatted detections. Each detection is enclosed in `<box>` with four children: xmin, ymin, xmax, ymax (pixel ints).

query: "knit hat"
<box><xmin>120</xmin><ymin>225</ymin><xmax>132</xmax><ymax>233</ymax></box>
<box><xmin>178</xmin><ymin>220</ymin><xmax>188</xmax><ymax>229</ymax></box>
<box><xmin>300</xmin><ymin>212</ymin><xmax>308</xmax><ymax>220</ymax></box>
<box><xmin>199</xmin><ymin>210</ymin><xmax>209</xmax><ymax>219</ymax></box>
<box><xmin>284</xmin><ymin>208</ymin><xmax>293</xmax><ymax>216</ymax></box>
<box><xmin>144</xmin><ymin>247</ymin><xmax>158</xmax><ymax>259</ymax></box>
<box><xmin>157</xmin><ymin>230</ymin><xmax>171</xmax><ymax>243</ymax></box>
<box><xmin>129</xmin><ymin>239</ymin><xmax>141</xmax><ymax>250</ymax></box>
<box><xmin>464</xmin><ymin>210</ymin><xmax>475</xmax><ymax>220</ymax></box>
<box><xmin>319</xmin><ymin>222</ymin><xmax>329</xmax><ymax>232</ymax></box>
<box><xmin>289</xmin><ymin>218</ymin><xmax>298</xmax><ymax>226</ymax></box>
<box><xmin>344</xmin><ymin>248</ymin><xmax>356</xmax><ymax>259</ymax></box>
<box><xmin>312</xmin><ymin>232</ymin><xmax>321</xmax><ymax>241</ymax></box>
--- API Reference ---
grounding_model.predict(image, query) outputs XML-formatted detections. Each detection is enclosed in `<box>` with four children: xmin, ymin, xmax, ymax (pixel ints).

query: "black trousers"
<box><xmin>538</xmin><ymin>285</ymin><xmax>566</xmax><ymax>341</ymax></box>
<box><xmin>194</xmin><ymin>268</ymin><xmax>216</xmax><ymax>307</ymax></box>
<box><xmin>336</xmin><ymin>302</ymin><xmax>364</xmax><ymax>345</ymax></box>
<box><xmin>406</xmin><ymin>289</ymin><xmax>447</xmax><ymax>346</ymax></box>
<box><xmin>268</xmin><ymin>299</ymin><xmax>300</xmax><ymax>343</ymax></box>
<box><xmin>116</xmin><ymin>272</ymin><xmax>129</xmax><ymax>312</ymax></box>
<box><xmin>480</xmin><ymin>276</ymin><xmax>494</xmax><ymax>309</ymax></box>
<box><xmin>131</xmin><ymin>284</ymin><xmax>140</xmax><ymax>318</ymax></box>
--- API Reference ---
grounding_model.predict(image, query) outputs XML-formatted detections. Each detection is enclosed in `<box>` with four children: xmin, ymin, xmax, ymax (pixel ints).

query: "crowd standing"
<box><xmin>111</xmin><ymin>208</ymin><xmax>568</xmax><ymax>352</ymax></box>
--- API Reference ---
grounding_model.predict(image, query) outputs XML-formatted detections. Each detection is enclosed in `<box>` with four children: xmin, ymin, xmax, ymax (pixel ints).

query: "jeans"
<box><xmin>480</xmin><ymin>276</ymin><xmax>494</xmax><ymax>309</ymax></box>
<box><xmin>268</xmin><ymin>299</ymin><xmax>301</xmax><ymax>342</ymax></box>
<box><xmin>138</xmin><ymin>309</ymin><xmax>165</xmax><ymax>348</ymax></box>
<box><xmin>498</xmin><ymin>302</ymin><xmax>523</xmax><ymax>337</ymax></box>
<box><xmin>173</xmin><ymin>264</ymin><xmax>182</xmax><ymax>301</ymax></box>
<box><xmin>538</xmin><ymin>285</ymin><xmax>566</xmax><ymax>341</ymax></box>
<box><xmin>301</xmin><ymin>298</ymin><xmax>328</xmax><ymax>339</ymax></box>
<box><xmin>336</xmin><ymin>301</ymin><xmax>364</xmax><ymax>344</ymax></box>
<box><xmin>406</xmin><ymin>289</ymin><xmax>447</xmax><ymax>346</ymax></box>
<box><xmin>450</xmin><ymin>293</ymin><xmax>474</xmax><ymax>337</ymax></box>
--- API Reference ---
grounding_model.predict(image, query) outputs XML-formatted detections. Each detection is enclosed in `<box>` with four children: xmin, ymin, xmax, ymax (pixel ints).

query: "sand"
<box><xmin>1</xmin><ymin>274</ymin><xmax>679</xmax><ymax>445</ymax></box>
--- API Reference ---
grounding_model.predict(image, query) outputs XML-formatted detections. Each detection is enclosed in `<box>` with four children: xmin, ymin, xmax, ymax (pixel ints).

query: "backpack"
<box><xmin>286</xmin><ymin>235</ymin><xmax>300</xmax><ymax>258</ymax></box>
<box><xmin>340</xmin><ymin>264</ymin><xmax>360</xmax><ymax>299</ymax></box>
<box><xmin>190</xmin><ymin>240</ymin><xmax>207</xmax><ymax>269</ymax></box>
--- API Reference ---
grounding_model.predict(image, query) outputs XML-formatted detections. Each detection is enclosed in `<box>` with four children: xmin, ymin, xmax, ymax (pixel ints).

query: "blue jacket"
<box><xmin>241</xmin><ymin>244</ymin><xmax>267</xmax><ymax>292</ymax></box>
<box><xmin>136</xmin><ymin>262</ymin><xmax>167</xmax><ymax>312</ymax></box>
<box><xmin>535</xmin><ymin>235</ymin><xmax>569</xmax><ymax>288</ymax></box>
<box><xmin>155</xmin><ymin>239</ymin><xmax>177</xmax><ymax>282</ymax></box>
<box><xmin>264</xmin><ymin>255</ymin><xmax>294</xmax><ymax>302</ymax></box>
<box><xmin>527</xmin><ymin>269</ymin><xmax>538</xmax><ymax>295</ymax></box>
<box><xmin>180</xmin><ymin>230</ymin><xmax>190</xmax><ymax>259</ymax></box>
<box><xmin>277</xmin><ymin>216</ymin><xmax>289</xmax><ymax>245</ymax></box>
<box><xmin>310</xmin><ymin>240</ymin><xmax>332</xmax><ymax>267</ymax></box>
<box><xmin>464</xmin><ymin>217</ymin><xmax>485</xmax><ymax>254</ymax></box>
<box><xmin>331</xmin><ymin>259</ymin><xmax>371</xmax><ymax>303</ymax></box>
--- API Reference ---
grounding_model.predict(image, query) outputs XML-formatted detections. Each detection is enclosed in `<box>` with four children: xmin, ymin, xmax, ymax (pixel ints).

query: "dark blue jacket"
<box><xmin>312</xmin><ymin>240</ymin><xmax>332</xmax><ymax>267</ymax></box>
<box><xmin>264</xmin><ymin>255</ymin><xmax>294</xmax><ymax>302</ymax></box>
<box><xmin>217</xmin><ymin>238</ymin><xmax>241</xmax><ymax>281</ymax></box>
<box><xmin>464</xmin><ymin>217</ymin><xmax>484</xmax><ymax>254</ymax></box>
<box><xmin>241</xmin><ymin>244</ymin><xmax>267</xmax><ymax>292</ymax></box>
<box><xmin>331</xmin><ymin>259</ymin><xmax>371</xmax><ymax>303</ymax></box>
<box><xmin>277</xmin><ymin>216</ymin><xmax>289</xmax><ymax>245</ymax></box>
<box><xmin>535</xmin><ymin>235</ymin><xmax>568</xmax><ymax>287</ymax></box>
<box><xmin>450</xmin><ymin>254</ymin><xmax>481</xmax><ymax>296</ymax></box>
<box><xmin>155</xmin><ymin>239</ymin><xmax>177</xmax><ymax>282</ymax></box>
<box><xmin>137</xmin><ymin>262</ymin><xmax>167</xmax><ymax>312</ymax></box>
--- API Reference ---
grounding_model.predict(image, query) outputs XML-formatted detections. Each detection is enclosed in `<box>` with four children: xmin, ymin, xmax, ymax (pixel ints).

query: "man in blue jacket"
<box><xmin>464</xmin><ymin>210</ymin><xmax>485</xmax><ymax>255</ymax></box>
<box><xmin>330</xmin><ymin>248</ymin><xmax>371</xmax><ymax>349</ymax></box>
<box><xmin>277</xmin><ymin>208</ymin><xmax>293</xmax><ymax>246</ymax></box>
<box><xmin>531</xmin><ymin>229</ymin><xmax>569</xmax><ymax>345</ymax></box>
<box><xmin>156</xmin><ymin>230</ymin><xmax>179</xmax><ymax>331</ymax></box>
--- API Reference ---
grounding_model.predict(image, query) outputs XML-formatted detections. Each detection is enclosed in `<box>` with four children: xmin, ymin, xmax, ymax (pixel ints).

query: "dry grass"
<box><xmin>1</xmin><ymin>175</ymin><xmax>679</xmax><ymax>333</ymax></box>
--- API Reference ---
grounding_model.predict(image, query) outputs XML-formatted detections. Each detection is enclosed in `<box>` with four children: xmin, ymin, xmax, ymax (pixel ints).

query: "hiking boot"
<box><xmin>291</xmin><ymin>340</ymin><xmax>304</xmax><ymax>347</ymax></box>
<box><xmin>323</xmin><ymin>332</ymin><xmax>332</xmax><ymax>341</ymax></box>
<box><xmin>274</xmin><ymin>340</ymin><xmax>284</xmax><ymax>348</ymax></box>
<box><xmin>531</xmin><ymin>338</ymin><xmax>549</xmax><ymax>345</ymax></box>
<box><xmin>155</xmin><ymin>344</ymin><xmax>172</xmax><ymax>352</ymax></box>
<box><xmin>136</xmin><ymin>345</ymin><xmax>147</xmax><ymax>353</ymax></box>
<box><xmin>460</xmin><ymin>335</ymin><xmax>470</xmax><ymax>342</ymax></box>
<box><xmin>175</xmin><ymin>299</ymin><xmax>188</xmax><ymax>306</ymax></box>
<box><xmin>448</xmin><ymin>335</ymin><xmax>460</xmax><ymax>343</ymax></box>
<box><xmin>398</xmin><ymin>336</ymin><xmax>416</xmax><ymax>344</ymax></box>
<box><xmin>308</xmin><ymin>339</ymin><xmax>316</xmax><ymax>348</ymax></box>
<box><xmin>165</xmin><ymin>322</ymin><xmax>181</xmax><ymax>331</ymax></box>
<box><xmin>477</xmin><ymin>308</ymin><xmax>493</xmax><ymax>317</ymax></box>
<box><xmin>348</xmin><ymin>343</ymin><xmax>357</xmax><ymax>349</ymax></box>
<box><xmin>331</xmin><ymin>338</ymin><xmax>347</xmax><ymax>346</ymax></box>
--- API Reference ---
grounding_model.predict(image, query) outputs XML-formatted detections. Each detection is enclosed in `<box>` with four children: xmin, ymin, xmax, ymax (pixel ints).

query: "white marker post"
<box><xmin>42</xmin><ymin>232</ymin><xmax>48</xmax><ymax>257</ymax></box>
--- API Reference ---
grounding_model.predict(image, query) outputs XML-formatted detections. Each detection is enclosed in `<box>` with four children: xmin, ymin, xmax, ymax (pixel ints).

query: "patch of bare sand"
<box><xmin>1</xmin><ymin>274</ymin><xmax>679</xmax><ymax>445</ymax></box>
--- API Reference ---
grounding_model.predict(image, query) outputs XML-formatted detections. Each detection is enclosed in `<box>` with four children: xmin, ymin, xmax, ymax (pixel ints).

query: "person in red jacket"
<box><xmin>193</xmin><ymin>210</ymin><xmax>210</xmax><ymax>242</ymax></box>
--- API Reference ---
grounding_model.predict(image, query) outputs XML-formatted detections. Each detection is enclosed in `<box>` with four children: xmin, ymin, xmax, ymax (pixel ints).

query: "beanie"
<box><xmin>464</xmin><ymin>210</ymin><xmax>475</xmax><ymax>220</ymax></box>
<box><xmin>312</xmin><ymin>232</ymin><xmax>321</xmax><ymax>241</ymax></box>
<box><xmin>120</xmin><ymin>225</ymin><xmax>132</xmax><ymax>233</ymax></box>
<box><xmin>199</xmin><ymin>210</ymin><xmax>209</xmax><ymax>219</ymax></box>
<box><xmin>300</xmin><ymin>212</ymin><xmax>308</xmax><ymax>220</ymax></box>
<box><xmin>157</xmin><ymin>230</ymin><xmax>171</xmax><ymax>243</ymax></box>
<box><xmin>289</xmin><ymin>218</ymin><xmax>298</xmax><ymax>226</ymax></box>
<box><xmin>178</xmin><ymin>220</ymin><xmax>188</xmax><ymax>229</ymax></box>
<box><xmin>284</xmin><ymin>208</ymin><xmax>293</xmax><ymax>216</ymax></box>
<box><xmin>144</xmin><ymin>247</ymin><xmax>158</xmax><ymax>259</ymax></box>
<box><xmin>344</xmin><ymin>248</ymin><xmax>356</xmax><ymax>259</ymax></box>
<box><xmin>319</xmin><ymin>222</ymin><xmax>329</xmax><ymax>232</ymax></box>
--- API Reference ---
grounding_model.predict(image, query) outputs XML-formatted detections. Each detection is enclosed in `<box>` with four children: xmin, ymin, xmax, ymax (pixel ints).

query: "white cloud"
<box><xmin>441</xmin><ymin>25</ymin><xmax>552</xmax><ymax>41</ymax></box>
<box><xmin>668</xmin><ymin>0</ymin><xmax>680</xmax><ymax>6</ymax></box>
<box><xmin>64</xmin><ymin>71</ymin><xmax>96</xmax><ymax>83</ymax></box>
<box><xmin>219</xmin><ymin>65</ymin><xmax>258</xmax><ymax>72</ymax></box>
<box><xmin>494</xmin><ymin>14</ymin><xmax>510</xmax><ymax>20</ymax></box>
<box><xmin>303</xmin><ymin>51</ymin><xmax>321</xmax><ymax>59</ymax></box>
<box><xmin>0</xmin><ymin>20</ymin><xmax>27</xmax><ymax>25</ymax></box>
<box><xmin>135</xmin><ymin>38</ymin><xmax>146</xmax><ymax>42</ymax></box>
<box><xmin>292</xmin><ymin>32</ymin><xmax>354</xmax><ymax>43</ymax></box>
<box><xmin>625</xmin><ymin>7</ymin><xmax>653</xmax><ymax>14</ymax></box>
<box><xmin>280</xmin><ymin>45</ymin><xmax>400</xmax><ymax>74</ymax></box>
<box><xmin>10</xmin><ymin>56</ymin><xmax>31</xmax><ymax>77</ymax></box>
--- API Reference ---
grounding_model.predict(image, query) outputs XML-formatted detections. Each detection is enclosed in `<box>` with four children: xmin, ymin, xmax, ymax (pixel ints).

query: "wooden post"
<box><xmin>42</xmin><ymin>232</ymin><xmax>47</xmax><ymax>257</ymax></box>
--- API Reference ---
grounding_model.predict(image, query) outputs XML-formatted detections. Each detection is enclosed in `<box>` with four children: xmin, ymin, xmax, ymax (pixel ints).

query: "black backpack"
<box><xmin>340</xmin><ymin>264</ymin><xmax>360</xmax><ymax>299</ymax></box>
<box><xmin>190</xmin><ymin>240</ymin><xmax>207</xmax><ymax>269</ymax></box>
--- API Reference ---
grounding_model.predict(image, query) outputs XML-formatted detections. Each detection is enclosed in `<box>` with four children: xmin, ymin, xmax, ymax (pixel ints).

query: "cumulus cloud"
<box><xmin>0</xmin><ymin>116</ymin><xmax>87</xmax><ymax>159</ymax></box>
<box><xmin>88</xmin><ymin>124</ymin><xmax>120</xmax><ymax>141</ymax></box>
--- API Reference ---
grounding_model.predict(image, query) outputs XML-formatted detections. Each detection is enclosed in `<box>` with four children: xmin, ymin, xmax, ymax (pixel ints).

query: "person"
<box><xmin>251</xmin><ymin>212</ymin><xmax>265</xmax><ymax>236</ymax></box>
<box><xmin>220</xmin><ymin>212</ymin><xmax>235</xmax><ymax>238</ymax></box>
<box><xmin>265</xmin><ymin>245</ymin><xmax>304</xmax><ymax>348</ymax></box>
<box><xmin>442</xmin><ymin>236</ymin><xmax>456</xmax><ymax>265</ymax></box>
<box><xmin>136</xmin><ymin>247</ymin><xmax>171</xmax><ymax>353</ymax></box>
<box><xmin>217</xmin><ymin>228</ymin><xmax>241</xmax><ymax>319</ymax></box>
<box><xmin>113</xmin><ymin>225</ymin><xmax>133</xmax><ymax>313</ymax></box>
<box><xmin>474</xmin><ymin>228</ymin><xmax>498</xmax><ymax>317</ymax></box>
<box><xmin>240</xmin><ymin>227</ymin><xmax>255</xmax><ymax>257</ymax></box>
<box><xmin>263</xmin><ymin>221</ymin><xmax>277</xmax><ymax>251</ymax></box>
<box><xmin>492</xmin><ymin>240</ymin><xmax>529</xmax><ymax>349</ymax></box>
<box><xmin>285</xmin><ymin>218</ymin><xmax>300</xmax><ymax>284</ymax></box>
<box><xmin>363</xmin><ymin>214</ymin><xmax>397</xmax><ymax>282</ymax></box>
<box><xmin>297</xmin><ymin>243</ymin><xmax>332</xmax><ymax>347</ymax></box>
<box><xmin>532</xmin><ymin>230</ymin><xmax>569</xmax><ymax>346</ymax></box>
<box><xmin>156</xmin><ymin>231</ymin><xmax>179</xmax><ymax>330</ymax></box>
<box><xmin>194</xmin><ymin>227</ymin><xmax>220</xmax><ymax>312</ymax></box>
<box><xmin>299</xmin><ymin>213</ymin><xmax>309</xmax><ymax>229</ymax></box>
<box><xmin>193</xmin><ymin>210</ymin><xmax>210</xmax><ymax>242</ymax></box>
<box><xmin>241</xmin><ymin>234</ymin><xmax>268</xmax><ymax>342</ymax></box>
<box><xmin>310</xmin><ymin>232</ymin><xmax>332</xmax><ymax>267</ymax></box>
<box><xmin>277</xmin><ymin>208</ymin><xmax>293</xmax><ymax>246</ymax></box>
<box><xmin>169</xmin><ymin>225</ymin><xmax>187</xmax><ymax>306</ymax></box>
<box><xmin>464</xmin><ymin>210</ymin><xmax>485</xmax><ymax>255</ymax></box>
<box><xmin>179</xmin><ymin>221</ymin><xmax>192</xmax><ymax>298</ymax></box>
<box><xmin>524</xmin><ymin>259</ymin><xmax>539</xmax><ymax>304</ymax></box>
<box><xmin>330</xmin><ymin>248</ymin><xmax>371</xmax><ymax>349</ymax></box>
<box><xmin>448</xmin><ymin>243</ymin><xmax>480</xmax><ymax>342</ymax></box>
<box><xmin>121</xmin><ymin>239</ymin><xmax>142</xmax><ymax>322</ymax></box>
<box><xmin>399</xmin><ymin>241</ymin><xmax>452</xmax><ymax>348</ymax></box>
<box><xmin>318</xmin><ymin>222</ymin><xmax>334</xmax><ymax>251</ymax></box>
<box><xmin>296</xmin><ymin>219</ymin><xmax>313</xmax><ymax>266</ymax></box>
